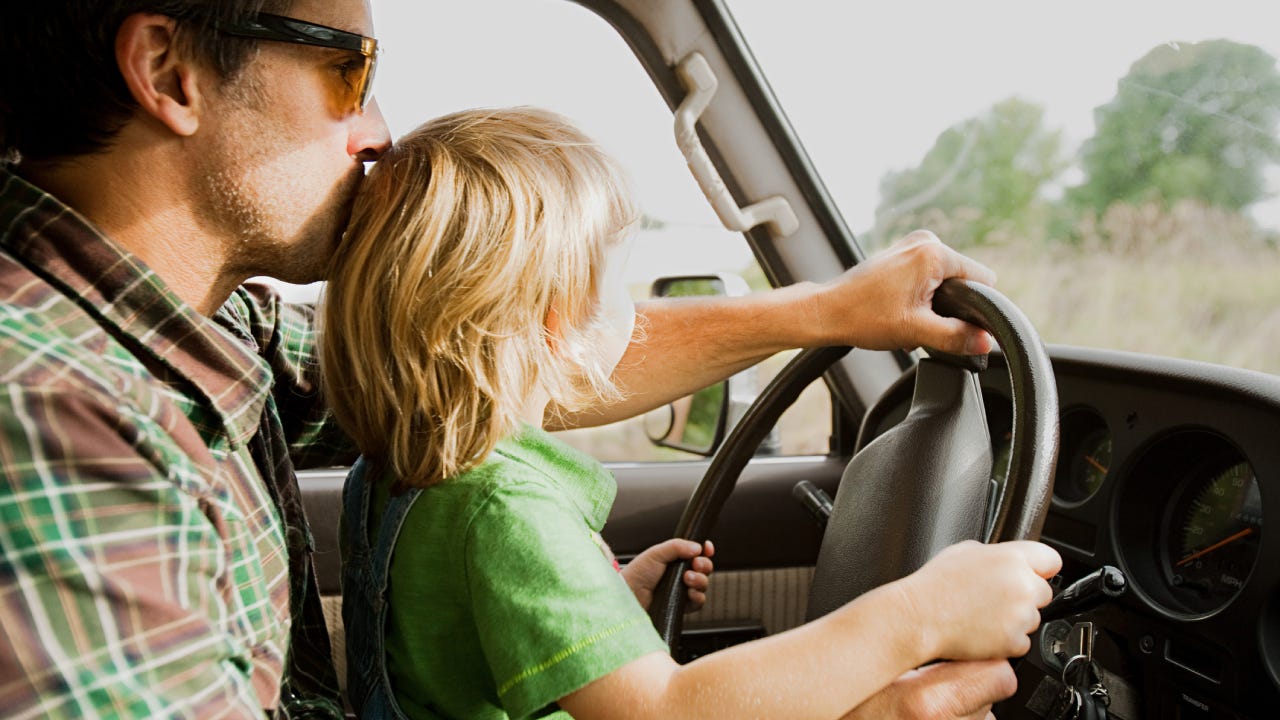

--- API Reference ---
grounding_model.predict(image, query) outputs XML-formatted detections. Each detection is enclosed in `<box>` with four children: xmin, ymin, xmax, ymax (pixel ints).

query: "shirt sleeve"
<box><xmin>463</xmin><ymin>477</ymin><xmax>668</xmax><ymax>719</ymax></box>
<box><xmin>230</xmin><ymin>284</ymin><xmax>357</xmax><ymax>470</ymax></box>
<box><xmin>0</xmin><ymin>387</ymin><xmax>266</xmax><ymax>718</ymax></box>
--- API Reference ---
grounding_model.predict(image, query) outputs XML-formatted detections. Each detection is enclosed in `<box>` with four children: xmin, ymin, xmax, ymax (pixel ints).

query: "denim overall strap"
<box><xmin>341</xmin><ymin>458</ymin><xmax>422</xmax><ymax>720</ymax></box>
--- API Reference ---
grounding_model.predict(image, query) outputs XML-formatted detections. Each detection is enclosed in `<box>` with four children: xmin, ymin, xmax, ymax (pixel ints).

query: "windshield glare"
<box><xmin>728</xmin><ymin>1</ymin><xmax>1280</xmax><ymax>375</ymax></box>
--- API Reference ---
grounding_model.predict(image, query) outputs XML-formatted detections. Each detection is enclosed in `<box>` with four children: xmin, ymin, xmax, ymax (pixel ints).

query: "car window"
<box><xmin>726</xmin><ymin>1</ymin><xmax>1280</xmax><ymax>376</ymax></box>
<box><xmin>271</xmin><ymin>0</ymin><xmax>833</xmax><ymax>461</ymax></box>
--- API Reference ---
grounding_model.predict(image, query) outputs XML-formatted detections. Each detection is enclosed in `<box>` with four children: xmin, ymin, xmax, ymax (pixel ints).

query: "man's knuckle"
<box><xmin>908</xmin><ymin>684</ymin><xmax>956</xmax><ymax>718</ymax></box>
<box><xmin>904</xmin><ymin>228</ymin><xmax>940</xmax><ymax>245</ymax></box>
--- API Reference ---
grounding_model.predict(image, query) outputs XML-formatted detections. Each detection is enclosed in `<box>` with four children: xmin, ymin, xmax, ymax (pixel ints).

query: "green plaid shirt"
<box><xmin>0</xmin><ymin>168</ymin><xmax>355</xmax><ymax>718</ymax></box>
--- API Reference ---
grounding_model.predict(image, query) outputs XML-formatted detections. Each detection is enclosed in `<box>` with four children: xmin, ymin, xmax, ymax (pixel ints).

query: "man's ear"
<box><xmin>115</xmin><ymin>13</ymin><xmax>204</xmax><ymax>137</ymax></box>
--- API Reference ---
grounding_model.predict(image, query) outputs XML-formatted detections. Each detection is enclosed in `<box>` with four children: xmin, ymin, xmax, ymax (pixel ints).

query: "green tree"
<box><xmin>1070</xmin><ymin>40</ymin><xmax>1280</xmax><ymax>214</ymax></box>
<box><xmin>871</xmin><ymin>97</ymin><xmax>1067</xmax><ymax>248</ymax></box>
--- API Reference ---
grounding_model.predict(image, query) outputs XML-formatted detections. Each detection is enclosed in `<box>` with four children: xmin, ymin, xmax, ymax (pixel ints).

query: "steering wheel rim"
<box><xmin>647</xmin><ymin>278</ymin><xmax>1058</xmax><ymax>650</ymax></box>
<box><xmin>930</xmin><ymin>278</ymin><xmax>1059</xmax><ymax>543</ymax></box>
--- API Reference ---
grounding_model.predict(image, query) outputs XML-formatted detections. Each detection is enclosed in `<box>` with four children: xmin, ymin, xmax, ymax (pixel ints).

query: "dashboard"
<box><xmin>858</xmin><ymin>345</ymin><xmax>1280</xmax><ymax>718</ymax></box>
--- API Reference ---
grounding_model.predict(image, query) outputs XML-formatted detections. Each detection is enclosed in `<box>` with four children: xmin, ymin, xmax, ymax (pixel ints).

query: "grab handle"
<box><xmin>674</xmin><ymin>52</ymin><xmax>799</xmax><ymax>238</ymax></box>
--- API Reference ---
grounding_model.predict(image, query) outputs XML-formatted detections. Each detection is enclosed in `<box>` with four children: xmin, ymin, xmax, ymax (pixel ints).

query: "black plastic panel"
<box><xmin>860</xmin><ymin>345</ymin><xmax>1280</xmax><ymax>717</ymax></box>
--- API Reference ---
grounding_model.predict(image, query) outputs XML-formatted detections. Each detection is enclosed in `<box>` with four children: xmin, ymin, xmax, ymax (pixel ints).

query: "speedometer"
<box><xmin>1161</xmin><ymin>461</ymin><xmax>1263</xmax><ymax>614</ymax></box>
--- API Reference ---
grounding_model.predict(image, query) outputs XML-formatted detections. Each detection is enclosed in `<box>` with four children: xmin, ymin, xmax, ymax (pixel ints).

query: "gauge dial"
<box><xmin>1054</xmin><ymin>410</ymin><xmax>1111</xmax><ymax>504</ymax></box>
<box><xmin>1162</xmin><ymin>461</ymin><xmax>1263</xmax><ymax>614</ymax></box>
<box><xmin>1062</xmin><ymin>427</ymin><xmax>1111</xmax><ymax>503</ymax></box>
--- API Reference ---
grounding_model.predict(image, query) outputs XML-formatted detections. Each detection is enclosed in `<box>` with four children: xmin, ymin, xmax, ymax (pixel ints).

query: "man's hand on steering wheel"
<box><xmin>839</xmin><ymin>659</ymin><xmax>1018</xmax><ymax>720</ymax></box>
<box><xmin>901</xmin><ymin>540</ymin><xmax>1061</xmax><ymax>662</ymax></box>
<box><xmin>811</xmin><ymin>230</ymin><xmax>998</xmax><ymax>355</ymax></box>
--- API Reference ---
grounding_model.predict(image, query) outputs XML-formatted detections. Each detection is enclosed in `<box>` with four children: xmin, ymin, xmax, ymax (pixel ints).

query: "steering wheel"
<box><xmin>648</xmin><ymin>278</ymin><xmax>1059</xmax><ymax>650</ymax></box>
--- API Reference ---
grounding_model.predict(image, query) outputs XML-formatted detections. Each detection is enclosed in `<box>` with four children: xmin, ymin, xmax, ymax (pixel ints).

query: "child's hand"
<box><xmin>621</xmin><ymin>539</ymin><xmax>715</xmax><ymax>611</ymax></box>
<box><xmin>901</xmin><ymin>540</ymin><xmax>1061</xmax><ymax>662</ymax></box>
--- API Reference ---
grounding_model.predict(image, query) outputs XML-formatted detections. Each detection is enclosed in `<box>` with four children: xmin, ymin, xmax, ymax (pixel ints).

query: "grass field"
<box><xmin>963</xmin><ymin>202</ymin><xmax>1280</xmax><ymax>376</ymax></box>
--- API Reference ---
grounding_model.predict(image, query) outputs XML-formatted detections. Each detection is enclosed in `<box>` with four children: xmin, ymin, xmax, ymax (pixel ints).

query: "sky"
<box><xmin>371</xmin><ymin>0</ymin><xmax>1280</xmax><ymax>229</ymax></box>
<box><xmin>724</xmin><ymin>1</ymin><xmax>1280</xmax><ymax>231</ymax></box>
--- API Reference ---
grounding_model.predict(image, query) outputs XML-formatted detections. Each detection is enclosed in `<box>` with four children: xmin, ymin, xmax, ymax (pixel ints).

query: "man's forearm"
<box><xmin>551</xmin><ymin>282</ymin><xmax>821</xmax><ymax>429</ymax></box>
<box><xmin>550</xmin><ymin>232</ymin><xmax>999</xmax><ymax>430</ymax></box>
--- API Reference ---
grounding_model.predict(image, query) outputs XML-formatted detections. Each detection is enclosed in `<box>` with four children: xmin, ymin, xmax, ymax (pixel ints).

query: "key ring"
<box><xmin>1061</xmin><ymin>653</ymin><xmax>1090</xmax><ymax>687</ymax></box>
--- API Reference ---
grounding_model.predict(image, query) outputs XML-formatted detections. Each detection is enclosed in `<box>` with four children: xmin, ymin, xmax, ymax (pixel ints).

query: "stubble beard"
<box><xmin>194</xmin><ymin>69</ymin><xmax>363</xmax><ymax>286</ymax></box>
<box><xmin>201</xmin><ymin>157</ymin><xmax>360</xmax><ymax>285</ymax></box>
<box><xmin>196</xmin><ymin>135</ymin><xmax>363</xmax><ymax>286</ymax></box>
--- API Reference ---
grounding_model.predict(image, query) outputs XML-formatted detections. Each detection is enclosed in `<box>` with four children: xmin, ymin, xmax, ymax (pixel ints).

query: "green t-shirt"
<box><xmin>373</xmin><ymin>425</ymin><xmax>668</xmax><ymax>719</ymax></box>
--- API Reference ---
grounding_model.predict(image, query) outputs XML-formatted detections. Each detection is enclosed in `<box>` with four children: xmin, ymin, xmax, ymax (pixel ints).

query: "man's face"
<box><xmin>192</xmin><ymin>0</ymin><xmax>391</xmax><ymax>285</ymax></box>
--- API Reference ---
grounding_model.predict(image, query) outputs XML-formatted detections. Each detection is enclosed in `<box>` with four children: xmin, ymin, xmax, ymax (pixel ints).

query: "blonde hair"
<box><xmin>321</xmin><ymin>107</ymin><xmax>638</xmax><ymax>487</ymax></box>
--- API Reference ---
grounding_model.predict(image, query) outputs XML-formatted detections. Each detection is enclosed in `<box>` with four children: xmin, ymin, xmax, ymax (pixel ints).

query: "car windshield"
<box><xmin>727</xmin><ymin>1</ymin><xmax>1280</xmax><ymax>375</ymax></box>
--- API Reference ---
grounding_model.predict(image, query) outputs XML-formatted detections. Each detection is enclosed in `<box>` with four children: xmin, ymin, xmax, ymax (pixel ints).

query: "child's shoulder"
<box><xmin>440</xmin><ymin>428</ymin><xmax>613</xmax><ymax>534</ymax></box>
<box><xmin>446</xmin><ymin>443</ymin><xmax>569</xmax><ymax>514</ymax></box>
<box><xmin>447</xmin><ymin>449</ymin><xmax>556</xmax><ymax>499</ymax></box>
<box><xmin>413</xmin><ymin>438</ymin><xmax>552</xmax><ymax>511</ymax></box>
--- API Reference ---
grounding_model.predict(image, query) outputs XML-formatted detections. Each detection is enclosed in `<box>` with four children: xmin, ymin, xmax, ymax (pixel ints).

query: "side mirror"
<box><xmin>642</xmin><ymin>381</ymin><xmax>727</xmax><ymax>456</ymax></box>
<box><xmin>642</xmin><ymin>274</ymin><xmax>775</xmax><ymax>456</ymax></box>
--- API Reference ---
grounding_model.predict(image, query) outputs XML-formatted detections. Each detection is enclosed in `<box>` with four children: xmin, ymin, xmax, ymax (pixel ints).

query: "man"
<box><xmin>0</xmin><ymin>1</ymin><xmax>1012</xmax><ymax>717</ymax></box>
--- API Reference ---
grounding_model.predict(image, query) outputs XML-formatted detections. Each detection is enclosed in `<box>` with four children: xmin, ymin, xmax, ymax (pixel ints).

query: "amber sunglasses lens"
<box><xmin>350</xmin><ymin>40</ymin><xmax>379</xmax><ymax>113</ymax></box>
<box><xmin>356</xmin><ymin>55</ymin><xmax>376</xmax><ymax>111</ymax></box>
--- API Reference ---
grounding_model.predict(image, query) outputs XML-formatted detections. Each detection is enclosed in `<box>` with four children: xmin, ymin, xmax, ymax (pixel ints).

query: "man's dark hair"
<box><xmin>0</xmin><ymin>1</ymin><xmax>291</xmax><ymax>164</ymax></box>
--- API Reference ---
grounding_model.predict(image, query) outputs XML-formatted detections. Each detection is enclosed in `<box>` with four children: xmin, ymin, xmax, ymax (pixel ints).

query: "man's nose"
<box><xmin>350</xmin><ymin>97</ymin><xmax>392</xmax><ymax>161</ymax></box>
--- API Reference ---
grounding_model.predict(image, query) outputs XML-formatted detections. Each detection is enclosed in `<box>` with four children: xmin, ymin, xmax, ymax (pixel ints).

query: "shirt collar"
<box><xmin>0</xmin><ymin>168</ymin><xmax>271</xmax><ymax>447</ymax></box>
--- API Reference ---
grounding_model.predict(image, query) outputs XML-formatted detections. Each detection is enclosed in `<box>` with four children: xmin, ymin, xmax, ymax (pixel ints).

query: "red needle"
<box><xmin>1176</xmin><ymin>527</ymin><xmax>1254</xmax><ymax>567</ymax></box>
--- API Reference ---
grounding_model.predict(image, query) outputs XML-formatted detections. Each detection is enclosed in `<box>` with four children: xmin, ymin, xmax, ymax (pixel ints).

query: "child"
<box><xmin>321</xmin><ymin>107</ymin><xmax>1061</xmax><ymax>720</ymax></box>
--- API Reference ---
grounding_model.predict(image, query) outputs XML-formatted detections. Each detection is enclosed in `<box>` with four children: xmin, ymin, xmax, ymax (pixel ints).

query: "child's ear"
<box><xmin>544</xmin><ymin>307</ymin><xmax>588</xmax><ymax>363</ymax></box>
<box><xmin>544</xmin><ymin>306</ymin><xmax>562</xmax><ymax>346</ymax></box>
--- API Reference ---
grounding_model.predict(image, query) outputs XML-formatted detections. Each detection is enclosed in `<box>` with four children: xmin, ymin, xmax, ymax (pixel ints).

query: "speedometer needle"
<box><xmin>1176</xmin><ymin>527</ymin><xmax>1254</xmax><ymax>567</ymax></box>
<box><xmin>1084</xmin><ymin>454</ymin><xmax>1107</xmax><ymax>474</ymax></box>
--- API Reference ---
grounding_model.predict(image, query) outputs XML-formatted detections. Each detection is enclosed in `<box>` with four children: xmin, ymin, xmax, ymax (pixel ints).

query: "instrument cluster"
<box><xmin>978</xmin><ymin>347</ymin><xmax>1280</xmax><ymax>716</ymax></box>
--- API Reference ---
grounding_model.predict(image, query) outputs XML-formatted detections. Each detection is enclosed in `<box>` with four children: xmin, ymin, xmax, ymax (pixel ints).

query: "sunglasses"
<box><xmin>217</xmin><ymin>12</ymin><xmax>379</xmax><ymax>114</ymax></box>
